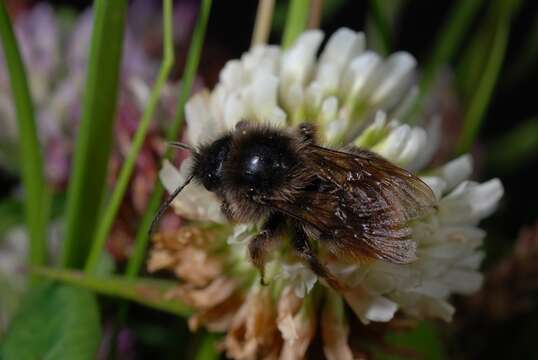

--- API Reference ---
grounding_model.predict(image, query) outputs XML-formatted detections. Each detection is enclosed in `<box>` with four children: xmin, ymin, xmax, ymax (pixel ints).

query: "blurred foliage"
<box><xmin>0</xmin><ymin>282</ymin><xmax>101</xmax><ymax>359</ymax></box>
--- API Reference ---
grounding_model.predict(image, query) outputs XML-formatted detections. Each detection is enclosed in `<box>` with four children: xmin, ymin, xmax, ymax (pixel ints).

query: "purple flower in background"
<box><xmin>0</xmin><ymin>0</ymin><xmax>199</xmax><ymax>331</ymax></box>
<box><xmin>0</xmin><ymin>0</ymin><xmax>199</xmax><ymax>190</ymax></box>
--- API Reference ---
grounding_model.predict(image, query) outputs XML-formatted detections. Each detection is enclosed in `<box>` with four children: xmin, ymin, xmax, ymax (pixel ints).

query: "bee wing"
<box><xmin>265</xmin><ymin>145</ymin><xmax>437</xmax><ymax>264</ymax></box>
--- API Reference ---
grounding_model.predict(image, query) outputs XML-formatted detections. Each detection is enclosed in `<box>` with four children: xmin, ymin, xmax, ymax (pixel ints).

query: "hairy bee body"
<box><xmin>160</xmin><ymin>121</ymin><xmax>437</xmax><ymax>289</ymax></box>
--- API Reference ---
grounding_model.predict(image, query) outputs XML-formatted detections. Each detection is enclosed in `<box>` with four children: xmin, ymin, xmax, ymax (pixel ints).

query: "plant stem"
<box><xmin>0</xmin><ymin>2</ymin><xmax>48</xmax><ymax>271</ymax></box>
<box><xmin>84</xmin><ymin>0</ymin><xmax>175</xmax><ymax>273</ymax></box>
<box><xmin>282</xmin><ymin>0</ymin><xmax>310</xmax><ymax>49</ymax></box>
<box><xmin>125</xmin><ymin>0</ymin><xmax>212</xmax><ymax>278</ymax></box>
<box><xmin>307</xmin><ymin>0</ymin><xmax>323</xmax><ymax>29</ymax></box>
<box><xmin>251</xmin><ymin>0</ymin><xmax>275</xmax><ymax>47</ymax></box>
<box><xmin>60</xmin><ymin>0</ymin><xmax>128</xmax><ymax>268</ymax></box>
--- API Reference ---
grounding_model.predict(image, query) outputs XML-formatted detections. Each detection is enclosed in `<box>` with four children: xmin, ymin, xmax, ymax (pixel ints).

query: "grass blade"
<box><xmin>33</xmin><ymin>267</ymin><xmax>193</xmax><ymax>317</ymax></box>
<box><xmin>85</xmin><ymin>0</ymin><xmax>175</xmax><ymax>273</ymax></box>
<box><xmin>126</xmin><ymin>0</ymin><xmax>212</xmax><ymax>278</ymax></box>
<box><xmin>0</xmin><ymin>2</ymin><xmax>48</xmax><ymax>269</ymax></box>
<box><xmin>60</xmin><ymin>0</ymin><xmax>128</xmax><ymax>268</ymax></box>
<box><xmin>282</xmin><ymin>0</ymin><xmax>310</xmax><ymax>49</ymax></box>
<box><xmin>456</xmin><ymin>2</ymin><xmax>517</xmax><ymax>154</ymax></box>
<box><xmin>367</xmin><ymin>0</ymin><xmax>393</xmax><ymax>55</ymax></box>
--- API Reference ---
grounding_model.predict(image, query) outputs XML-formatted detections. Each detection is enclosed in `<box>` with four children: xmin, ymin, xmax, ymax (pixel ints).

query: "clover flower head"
<box><xmin>151</xmin><ymin>28</ymin><xmax>503</xmax><ymax>358</ymax></box>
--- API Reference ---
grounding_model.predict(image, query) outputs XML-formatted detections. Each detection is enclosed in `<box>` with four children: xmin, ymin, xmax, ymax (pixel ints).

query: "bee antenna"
<box><xmin>149</xmin><ymin>174</ymin><xmax>194</xmax><ymax>237</ymax></box>
<box><xmin>167</xmin><ymin>141</ymin><xmax>193</xmax><ymax>151</ymax></box>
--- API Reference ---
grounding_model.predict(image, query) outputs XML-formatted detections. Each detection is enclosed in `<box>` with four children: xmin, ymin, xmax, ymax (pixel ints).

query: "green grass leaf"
<box><xmin>126</xmin><ymin>0</ymin><xmax>212</xmax><ymax>278</ymax></box>
<box><xmin>456</xmin><ymin>0</ymin><xmax>520</xmax><ymax>154</ymax></box>
<box><xmin>282</xmin><ymin>0</ymin><xmax>310</xmax><ymax>48</ymax></box>
<box><xmin>33</xmin><ymin>267</ymin><xmax>193</xmax><ymax>317</ymax></box>
<box><xmin>85</xmin><ymin>0</ymin><xmax>175</xmax><ymax>274</ymax></box>
<box><xmin>0</xmin><ymin>283</ymin><xmax>101</xmax><ymax>359</ymax></box>
<box><xmin>60</xmin><ymin>0</ymin><xmax>128</xmax><ymax>268</ymax></box>
<box><xmin>0</xmin><ymin>1</ymin><xmax>48</xmax><ymax>269</ymax></box>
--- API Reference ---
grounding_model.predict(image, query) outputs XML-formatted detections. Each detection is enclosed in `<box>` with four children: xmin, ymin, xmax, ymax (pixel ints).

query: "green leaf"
<box><xmin>60</xmin><ymin>0</ymin><xmax>128</xmax><ymax>268</ymax></box>
<box><xmin>33</xmin><ymin>267</ymin><xmax>193</xmax><ymax>317</ymax></box>
<box><xmin>0</xmin><ymin>283</ymin><xmax>101</xmax><ymax>359</ymax></box>
<box><xmin>282</xmin><ymin>0</ymin><xmax>310</xmax><ymax>49</ymax></box>
<box><xmin>85</xmin><ymin>0</ymin><xmax>175</xmax><ymax>274</ymax></box>
<box><xmin>126</xmin><ymin>0</ymin><xmax>213</xmax><ymax>278</ymax></box>
<box><xmin>0</xmin><ymin>0</ymin><xmax>48</xmax><ymax>269</ymax></box>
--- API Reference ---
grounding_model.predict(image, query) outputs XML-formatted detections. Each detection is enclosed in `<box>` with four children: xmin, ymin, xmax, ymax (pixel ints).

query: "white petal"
<box><xmin>223</xmin><ymin>91</ymin><xmax>246</xmax><ymax>129</ymax></box>
<box><xmin>407</xmin><ymin>115</ymin><xmax>441</xmax><ymax>171</ymax></box>
<box><xmin>219</xmin><ymin>60</ymin><xmax>244</xmax><ymax>90</ymax></box>
<box><xmin>185</xmin><ymin>91</ymin><xmax>221</xmax><ymax>144</ymax></box>
<box><xmin>398</xmin><ymin>126</ymin><xmax>428</xmax><ymax>168</ymax></box>
<box><xmin>341</xmin><ymin>51</ymin><xmax>381</xmax><ymax>103</ymax></box>
<box><xmin>369</xmin><ymin>52</ymin><xmax>416</xmax><ymax>108</ymax></box>
<box><xmin>353</xmin><ymin>111</ymin><xmax>388</xmax><ymax>148</ymax></box>
<box><xmin>440</xmin><ymin>179</ymin><xmax>504</xmax><ymax>225</ymax></box>
<box><xmin>319</xmin><ymin>28</ymin><xmax>365</xmax><ymax>69</ymax></box>
<box><xmin>372</xmin><ymin>124</ymin><xmax>410</xmax><ymax>163</ymax></box>
<box><xmin>420</xmin><ymin>176</ymin><xmax>447</xmax><ymax>200</ymax></box>
<box><xmin>435</xmin><ymin>154</ymin><xmax>474</xmax><ymax>191</ymax></box>
<box><xmin>344</xmin><ymin>287</ymin><xmax>398</xmax><ymax>323</ymax></box>
<box><xmin>281</xmin><ymin>30</ymin><xmax>324</xmax><ymax>87</ymax></box>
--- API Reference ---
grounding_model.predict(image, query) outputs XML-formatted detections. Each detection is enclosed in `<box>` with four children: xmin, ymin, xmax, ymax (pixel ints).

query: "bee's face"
<box><xmin>193</xmin><ymin>135</ymin><xmax>231</xmax><ymax>191</ymax></box>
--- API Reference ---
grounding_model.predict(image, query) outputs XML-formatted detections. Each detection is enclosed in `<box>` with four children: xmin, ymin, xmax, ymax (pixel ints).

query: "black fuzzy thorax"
<box><xmin>190</xmin><ymin>123</ymin><xmax>316</xmax><ymax>223</ymax></box>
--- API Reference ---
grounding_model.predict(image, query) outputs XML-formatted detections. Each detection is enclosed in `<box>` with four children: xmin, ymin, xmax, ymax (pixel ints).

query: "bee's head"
<box><xmin>226</xmin><ymin>127</ymin><xmax>299</xmax><ymax>194</ymax></box>
<box><xmin>192</xmin><ymin>135</ymin><xmax>232</xmax><ymax>192</ymax></box>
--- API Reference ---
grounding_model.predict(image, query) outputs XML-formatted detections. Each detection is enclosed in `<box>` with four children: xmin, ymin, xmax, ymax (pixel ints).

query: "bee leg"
<box><xmin>248</xmin><ymin>213</ymin><xmax>285</xmax><ymax>285</ymax></box>
<box><xmin>291</xmin><ymin>225</ymin><xmax>344</xmax><ymax>291</ymax></box>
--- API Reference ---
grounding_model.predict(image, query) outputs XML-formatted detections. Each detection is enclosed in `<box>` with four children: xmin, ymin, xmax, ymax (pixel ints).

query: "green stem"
<box><xmin>125</xmin><ymin>0</ymin><xmax>212</xmax><ymax>278</ymax></box>
<box><xmin>60</xmin><ymin>0</ymin><xmax>128</xmax><ymax>268</ymax></box>
<box><xmin>251</xmin><ymin>0</ymin><xmax>276</xmax><ymax>47</ymax></box>
<box><xmin>0</xmin><ymin>2</ymin><xmax>48</xmax><ymax>271</ymax></box>
<box><xmin>33</xmin><ymin>266</ymin><xmax>193</xmax><ymax>316</ymax></box>
<box><xmin>282</xmin><ymin>0</ymin><xmax>310</xmax><ymax>49</ymax></box>
<box><xmin>84</xmin><ymin>0</ymin><xmax>175</xmax><ymax>273</ymax></box>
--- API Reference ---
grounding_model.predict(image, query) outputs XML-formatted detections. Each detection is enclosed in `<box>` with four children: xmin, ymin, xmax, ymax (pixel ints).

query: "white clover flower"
<box><xmin>153</xmin><ymin>27</ymin><xmax>503</xmax><ymax>359</ymax></box>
